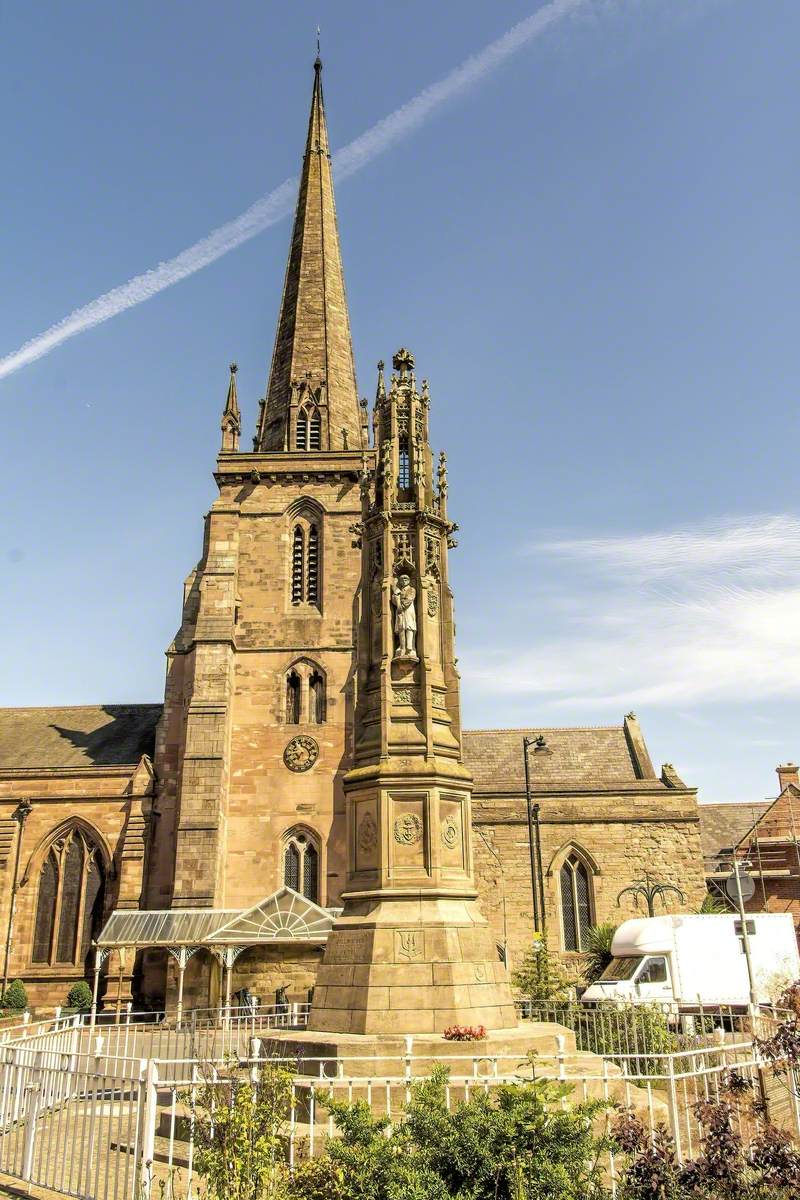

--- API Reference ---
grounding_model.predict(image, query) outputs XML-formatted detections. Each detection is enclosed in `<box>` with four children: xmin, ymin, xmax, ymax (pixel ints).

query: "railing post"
<box><xmin>90</xmin><ymin>954</ymin><xmax>102</xmax><ymax>1031</ymax></box>
<box><xmin>556</xmin><ymin>1034</ymin><xmax>566</xmax><ymax>1082</ymax></box>
<box><xmin>249</xmin><ymin>1037</ymin><xmax>261</xmax><ymax>1087</ymax></box>
<box><xmin>135</xmin><ymin>1058</ymin><xmax>159</xmax><ymax>1200</ymax></box>
<box><xmin>21</xmin><ymin>1050</ymin><xmax>43</xmax><ymax>1183</ymax></box>
<box><xmin>404</xmin><ymin>1035</ymin><xmax>413</xmax><ymax>1083</ymax></box>
<box><xmin>666</xmin><ymin>1051</ymin><xmax>683</xmax><ymax>1163</ymax></box>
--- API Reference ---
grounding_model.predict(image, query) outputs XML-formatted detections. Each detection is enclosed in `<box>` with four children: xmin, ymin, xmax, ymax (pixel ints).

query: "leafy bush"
<box><xmin>301</xmin><ymin>1065</ymin><xmax>612</xmax><ymax>1200</ymax></box>
<box><xmin>614</xmin><ymin>1085</ymin><xmax>800</xmax><ymax>1200</ymax></box>
<box><xmin>1</xmin><ymin>979</ymin><xmax>27</xmax><ymax>1011</ymax></box>
<box><xmin>65</xmin><ymin>980</ymin><xmax>93</xmax><ymax>1011</ymax></box>
<box><xmin>574</xmin><ymin>1002</ymin><xmax>676</xmax><ymax>1075</ymax></box>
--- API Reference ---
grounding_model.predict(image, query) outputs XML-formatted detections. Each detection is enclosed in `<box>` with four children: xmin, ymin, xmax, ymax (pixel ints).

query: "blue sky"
<box><xmin>2</xmin><ymin>1</ymin><xmax>799</xmax><ymax>805</ymax></box>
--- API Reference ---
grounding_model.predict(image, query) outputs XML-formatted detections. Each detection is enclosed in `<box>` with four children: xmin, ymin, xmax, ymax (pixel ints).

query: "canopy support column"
<box><xmin>167</xmin><ymin>946</ymin><xmax>200</xmax><ymax>1029</ymax></box>
<box><xmin>90</xmin><ymin>947</ymin><xmax>111</xmax><ymax>1031</ymax></box>
<box><xmin>211</xmin><ymin>947</ymin><xmax>247</xmax><ymax>1025</ymax></box>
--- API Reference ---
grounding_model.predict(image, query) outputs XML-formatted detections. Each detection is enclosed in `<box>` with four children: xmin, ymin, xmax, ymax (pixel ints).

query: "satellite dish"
<box><xmin>725</xmin><ymin>869</ymin><xmax>755</xmax><ymax>903</ymax></box>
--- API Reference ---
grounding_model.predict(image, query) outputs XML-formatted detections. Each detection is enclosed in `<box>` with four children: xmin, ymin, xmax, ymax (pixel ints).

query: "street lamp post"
<box><xmin>2</xmin><ymin>799</ymin><xmax>33</xmax><ymax>1000</ymax></box>
<box><xmin>523</xmin><ymin>736</ymin><xmax>547</xmax><ymax>935</ymax></box>
<box><xmin>730</xmin><ymin>859</ymin><xmax>759</xmax><ymax>1014</ymax></box>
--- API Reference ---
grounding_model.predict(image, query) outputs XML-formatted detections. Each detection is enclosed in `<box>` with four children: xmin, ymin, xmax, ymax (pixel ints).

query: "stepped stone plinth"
<box><xmin>310</xmin><ymin>894</ymin><xmax>517</xmax><ymax>1034</ymax></box>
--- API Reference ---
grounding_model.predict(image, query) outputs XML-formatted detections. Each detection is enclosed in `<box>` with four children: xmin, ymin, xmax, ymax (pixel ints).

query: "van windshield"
<box><xmin>599</xmin><ymin>957</ymin><xmax>641</xmax><ymax>981</ymax></box>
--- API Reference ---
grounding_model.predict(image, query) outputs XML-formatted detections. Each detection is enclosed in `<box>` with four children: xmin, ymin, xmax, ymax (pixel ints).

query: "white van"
<box><xmin>581</xmin><ymin>913</ymin><xmax>799</xmax><ymax>1011</ymax></box>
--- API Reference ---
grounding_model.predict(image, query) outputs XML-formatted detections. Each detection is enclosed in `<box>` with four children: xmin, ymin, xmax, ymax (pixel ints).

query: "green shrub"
<box><xmin>1</xmin><ymin>979</ymin><xmax>28</xmax><ymax>1011</ymax></box>
<box><xmin>298</xmin><ymin>1064</ymin><xmax>612</xmax><ymax>1200</ymax></box>
<box><xmin>66</xmin><ymin>980</ymin><xmax>93</xmax><ymax>1011</ymax></box>
<box><xmin>572</xmin><ymin>1002</ymin><xmax>676</xmax><ymax>1076</ymax></box>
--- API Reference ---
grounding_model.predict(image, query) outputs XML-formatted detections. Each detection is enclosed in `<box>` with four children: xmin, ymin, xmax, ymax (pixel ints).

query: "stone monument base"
<box><xmin>307</xmin><ymin>892</ymin><xmax>518</xmax><ymax>1035</ymax></box>
<box><xmin>270</xmin><ymin>1021</ymin><xmax>566</xmax><ymax>1079</ymax></box>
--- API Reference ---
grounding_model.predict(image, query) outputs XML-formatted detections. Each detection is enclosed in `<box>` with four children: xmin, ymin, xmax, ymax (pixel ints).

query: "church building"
<box><xmin>0</xmin><ymin>59</ymin><xmax>706</xmax><ymax>1012</ymax></box>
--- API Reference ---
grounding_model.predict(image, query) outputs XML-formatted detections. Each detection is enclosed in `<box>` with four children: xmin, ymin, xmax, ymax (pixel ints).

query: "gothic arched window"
<box><xmin>290</xmin><ymin>521</ymin><xmax>321</xmax><ymax>607</ymax></box>
<box><xmin>286</xmin><ymin>671</ymin><xmax>301</xmax><ymax>724</ymax></box>
<box><xmin>560</xmin><ymin>852</ymin><xmax>593</xmax><ymax>952</ymax></box>
<box><xmin>282</xmin><ymin>830</ymin><xmax>320</xmax><ymax>903</ymax></box>
<box><xmin>398</xmin><ymin>436</ymin><xmax>410</xmax><ymax>489</ymax></box>
<box><xmin>310</xmin><ymin>672</ymin><xmax>326</xmax><ymax>724</ymax></box>
<box><xmin>32</xmin><ymin>827</ymin><xmax>106</xmax><ymax>968</ymax></box>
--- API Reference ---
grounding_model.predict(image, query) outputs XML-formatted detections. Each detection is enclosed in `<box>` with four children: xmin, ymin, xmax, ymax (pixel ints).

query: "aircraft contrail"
<box><xmin>0</xmin><ymin>0</ymin><xmax>590</xmax><ymax>382</ymax></box>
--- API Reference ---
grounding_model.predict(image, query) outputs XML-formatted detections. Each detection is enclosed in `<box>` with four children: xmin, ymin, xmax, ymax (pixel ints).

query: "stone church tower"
<box><xmin>145</xmin><ymin>57</ymin><xmax>368</xmax><ymax>1003</ymax></box>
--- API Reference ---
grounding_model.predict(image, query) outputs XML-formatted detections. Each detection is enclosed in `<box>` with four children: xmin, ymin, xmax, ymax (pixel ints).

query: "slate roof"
<box><xmin>462</xmin><ymin>727</ymin><xmax>644</xmax><ymax>792</ymax></box>
<box><xmin>0</xmin><ymin>704</ymin><xmax>161</xmax><ymax>770</ymax></box>
<box><xmin>698</xmin><ymin>802</ymin><xmax>773</xmax><ymax>867</ymax></box>
<box><xmin>0</xmin><ymin>707</ymin><xmax>657</xmax><ymax>793</ymax></box>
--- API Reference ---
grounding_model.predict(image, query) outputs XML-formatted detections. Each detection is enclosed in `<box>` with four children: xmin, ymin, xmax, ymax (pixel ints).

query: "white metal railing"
<box><xmin>0</xmin><ymin>1015</ymin><xmax>796</xmax><ymax>1200</ymax></box>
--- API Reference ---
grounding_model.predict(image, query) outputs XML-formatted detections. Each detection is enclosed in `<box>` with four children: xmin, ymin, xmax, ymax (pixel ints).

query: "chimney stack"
<box><xmin>776</xmin><ymin>763</ymin><xmax>799</xmax><ymax>792</ymax></box>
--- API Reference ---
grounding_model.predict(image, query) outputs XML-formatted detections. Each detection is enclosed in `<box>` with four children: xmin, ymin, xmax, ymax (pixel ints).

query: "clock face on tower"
<box><xmin>283</xmin><ymin>735</ymin><xmax>319</xmax><ymax>773</ymax></box>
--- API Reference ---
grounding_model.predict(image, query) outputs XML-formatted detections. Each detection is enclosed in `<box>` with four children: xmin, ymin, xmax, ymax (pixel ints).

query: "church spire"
<box><xmin>255</xmin><ymin>57</ymin><xmax>360</xmax><ymax>452</ymax></box>
<box><xmin>220</xmin><ymin>362</ymin><xmax>241</xmax><ymax>452</ymax></box>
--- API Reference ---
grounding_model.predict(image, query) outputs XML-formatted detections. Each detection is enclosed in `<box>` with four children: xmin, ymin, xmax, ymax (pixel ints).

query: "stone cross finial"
<box><xmin>392</xmin><ymin>348</ymin><xmax>415</xmax><ymax>378</ymax></box>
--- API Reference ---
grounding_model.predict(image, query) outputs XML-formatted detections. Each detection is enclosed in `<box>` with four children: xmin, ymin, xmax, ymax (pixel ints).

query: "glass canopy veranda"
<box><xmin>92</xmin><ymin>887</ymin><xmax>338</xmax><ymax>1023</ymax></box>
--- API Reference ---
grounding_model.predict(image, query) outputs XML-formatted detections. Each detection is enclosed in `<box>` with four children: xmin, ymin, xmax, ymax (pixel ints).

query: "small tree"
<box><xmin>66</xmin><ymin>980</ymin><xmax>93</xmax><ymax>1012</ymax></box>
<box><xmin>512</xmin><ymin>941</ymin><xmax>573</xmax><ymax>1006</ymax></box>
<box><xmin>183</xmin><ymin>1059</ymin><xmax>292</xmax><ymax>1200</ymax></box>
<box><xmin>1</xmin><ymin>979</ymin><xmax>27</xmax><ymax>1012</ymax></box>
<box><xmin>582</xmin><ymin>923</ymin><xmax>617</xmax><ymax>984</ymax></box>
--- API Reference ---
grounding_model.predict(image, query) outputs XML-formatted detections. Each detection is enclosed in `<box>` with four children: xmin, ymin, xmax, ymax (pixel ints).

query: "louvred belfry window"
<box><xmin>291</xmin><ymin>527</ymin><xmax>304</xmax><ymax>604</ymax></box>
<box><xmin>32</xmin><ymin>827</ymin><xmax>106</xmax><ymax>968</ymax></box>
<box><xmin>296</xmin><ymin>406</ymin><xmax>321</xmax><ymax>451</ymax></box>
<box><xmin>307</xmin><ymin>526</ymin><xmax>319</xmax><ymax>604</ymax></box>
<box><xmin>560</xmin><ymin>853</ymin><xmax>593</xmax><ymax>952</ymax></box>
<box><xmin>290</xmin><ymin>522</ymin><xmax>321</xmax><ymax>607</ymax></box>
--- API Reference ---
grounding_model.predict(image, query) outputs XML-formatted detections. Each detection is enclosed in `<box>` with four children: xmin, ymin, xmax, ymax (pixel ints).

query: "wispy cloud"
<box><xmin>462</xmin><ymin>515</ymin><xmax>800</xmax><ymax>708</ymax></box>
<box><xmin>0</xmin><ymin>0</ymin><xmax>592</xmax><ymax>383</ymax></box>
<box><xmin>535</xmin><ymin>515</ymin><xmax>800</xmax><ymax>578</ymax></box>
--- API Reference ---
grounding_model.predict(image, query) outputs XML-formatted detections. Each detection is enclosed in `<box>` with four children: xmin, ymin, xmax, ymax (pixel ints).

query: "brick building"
<box><xmin>700</xmin><ymin>764</ymin><xmax>800</xmax><ymax>945</ymax></box>
<box><xmin>0</xmin><ymin>59</ymin><xmax>706</xmax><ymax>1012</ymax></box>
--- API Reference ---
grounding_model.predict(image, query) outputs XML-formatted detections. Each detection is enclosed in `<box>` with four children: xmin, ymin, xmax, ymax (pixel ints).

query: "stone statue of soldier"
<box><xmin>392</xmin><ymin>574</ymin><xmax>417</xmax><ymax>659</ymax></box>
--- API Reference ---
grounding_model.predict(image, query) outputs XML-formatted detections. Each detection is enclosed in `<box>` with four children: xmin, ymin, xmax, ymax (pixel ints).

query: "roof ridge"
<box><xmin>0</xmin><ymin>702</ymin><xmax>162</xmax><ymax>712</ymax></box>
<box><xmin>463</xmin><ymin>725</ymin><xmax>622</xmax><ymax>734</ymax></box>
